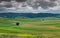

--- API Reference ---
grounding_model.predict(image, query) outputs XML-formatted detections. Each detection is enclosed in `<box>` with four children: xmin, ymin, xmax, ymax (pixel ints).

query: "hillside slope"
<box><xmin>0</xmin><ymin>13</ymin><xmax>60</xmax><ymax>18</ymax></box>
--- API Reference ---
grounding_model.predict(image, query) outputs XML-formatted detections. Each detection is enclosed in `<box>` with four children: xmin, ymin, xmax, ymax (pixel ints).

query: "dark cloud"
<box><xmin>0</xmin><ymin>0</ymin><xmax>11</xmax><ymax>2</ymax></box>
<box><xmin>50</xmin><ymin>0</ymin><xmax>56</xmax><ymax>1</ymax></box>
<box><xmin>26</xmin><ymin>0</ymin><xmax>57</xmax><ymax>9</ymax></box>
<box><xmin>16</xmin><ymin>0</ymin><xmax>27</xmax><ymax>2</ymax></box>
<box><xmin>0</xmin><ymin>0</ymin><xmax>59</xmax><ymax>9</ymax></box>
<box><xmin>0</xmin><ymin>0</ymin><xmax>27</xmax><ymax>2</ymax></box>
<box><xmin>4</xmin><ymin>4</ymin><xmax>12</xmax><ymax>8</ymax></box>
<box><xmin>39</xmin><ymin>0</ymin><xmax>57</xmax><ymax>9</ymax></box>
<box><xmin>0</xmin><ymin>1</ymin><xmax>12</xmax><ymax>8</ymax></box>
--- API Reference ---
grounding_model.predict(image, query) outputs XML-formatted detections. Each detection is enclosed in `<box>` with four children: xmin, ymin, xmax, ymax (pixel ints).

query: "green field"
<box><xmin>0</xmin><ymin>18</ymin><xmax>60</xmax><ymax>38</ymax></box>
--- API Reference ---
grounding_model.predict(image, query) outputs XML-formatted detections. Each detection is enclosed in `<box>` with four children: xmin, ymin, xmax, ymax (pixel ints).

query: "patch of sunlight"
<box><xmin>17</xmin><ymin>34</ymin><xmax>36</xmax><ymax>36</ymax></box>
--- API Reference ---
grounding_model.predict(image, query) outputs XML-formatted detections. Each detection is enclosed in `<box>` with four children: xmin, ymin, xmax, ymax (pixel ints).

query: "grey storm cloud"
<box><xmin>50</xmin><ymin>0</ymin><xmax>56</xmax><ymax>1</ymax></box>
<box><xmin>0</xmin><ymin>0</ymin><xmax>59</xmax><ymax>9</ymax></box>
<box><xmin>26</xmin><ymin>0</ymin><xmax>57</xmax><ymax>9</ymax></box>
<box><xmin>39</xmin><ymin>0</ymin><xmax>57</xmax><ymax>9</ymax></box>
<box><xmin>0</xmin><ymin>2</ymin><xmax>12</xmax><ymax>8</ymax></box>
<box><xmin>0</xmin><ymin>0</ymin><xmax>27</xmax><ymax>2</ymax></box>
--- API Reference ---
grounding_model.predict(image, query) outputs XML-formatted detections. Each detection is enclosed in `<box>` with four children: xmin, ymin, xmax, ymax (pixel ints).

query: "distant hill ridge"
<box><xmin>0</xmin><ymin>13</ymin><xmax>60</xmax><ymax>18</ymax></box>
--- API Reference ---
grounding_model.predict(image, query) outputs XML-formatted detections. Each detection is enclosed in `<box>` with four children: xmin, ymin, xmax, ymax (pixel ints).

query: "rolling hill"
<box><xmin>0</xmin><ymin>13</ymin><xmax>60</xmax><ymax>18</ymax></box>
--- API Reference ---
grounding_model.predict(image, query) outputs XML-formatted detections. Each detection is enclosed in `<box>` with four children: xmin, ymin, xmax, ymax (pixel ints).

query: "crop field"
<box><xmin>0</xmin><ymin>18</ymin><xmax>60</xmax><ymax>38</ymax></box>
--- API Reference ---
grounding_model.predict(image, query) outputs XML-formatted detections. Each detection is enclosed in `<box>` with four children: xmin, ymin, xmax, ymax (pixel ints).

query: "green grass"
<box><xmin>0</xmin><ymin>18</ymin><xmax>60</xmax><ymax>38</ymax></box>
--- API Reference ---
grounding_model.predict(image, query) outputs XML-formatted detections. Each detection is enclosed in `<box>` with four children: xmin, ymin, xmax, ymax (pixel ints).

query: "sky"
<box><xmin>0</xmin><ymin>0</ymin><xmax>60</xmax><ymax>13</ymax></box>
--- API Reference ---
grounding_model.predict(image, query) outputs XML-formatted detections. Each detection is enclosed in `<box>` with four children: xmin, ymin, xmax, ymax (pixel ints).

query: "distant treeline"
<box><xmin>0</xmin><ymin>13</ymin><xmax>60</xmax><ymax>18</ymax></box>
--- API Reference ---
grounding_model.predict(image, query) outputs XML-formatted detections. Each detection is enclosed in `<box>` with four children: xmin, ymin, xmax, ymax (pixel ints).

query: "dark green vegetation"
<box><xmin>0</xmin><ymin>13</ymin><xmax>60</xmax><ymax>18</ymax></box>
<box><xmin>0</xmin><ymin>18</ymin><xmax>60</xmax><ymax>38</ymax></box>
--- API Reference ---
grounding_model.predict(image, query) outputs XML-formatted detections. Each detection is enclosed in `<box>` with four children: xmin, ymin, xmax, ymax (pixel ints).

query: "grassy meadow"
<box><xmin>0</xmin><ymin>18</ymin><xmax>60</xmax><ymax>38</ymax></box>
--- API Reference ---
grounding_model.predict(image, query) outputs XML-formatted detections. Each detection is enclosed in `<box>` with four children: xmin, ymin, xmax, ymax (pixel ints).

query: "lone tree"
<box><xmin>42</xmin><ymin>19</ymin><xmax>44</xmax><ymax>21</ymax></box>
<box><xmin>16</xmin><ymin>22</ymin><xmax>19</xmax><ymax>26</ymax></box>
